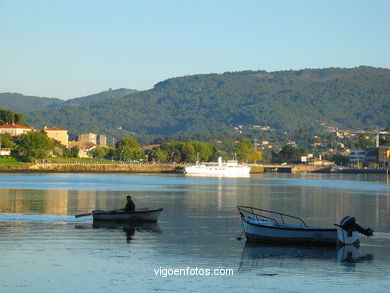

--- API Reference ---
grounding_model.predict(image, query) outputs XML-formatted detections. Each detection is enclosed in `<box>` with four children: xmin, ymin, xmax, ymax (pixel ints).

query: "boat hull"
<box><xmin>92</xmin><ymin>208</ymin><xmax>163</xmax><ymax>222</ymax></box>
<box><xmin>184</xmin><ymin>165</ymin><xmax>250</xmax><ymax>176</ymax></box>
<box><xmin>242</xmin><ymin>217</ymin><xmax>359</xmax><ymax>246</ymax></box>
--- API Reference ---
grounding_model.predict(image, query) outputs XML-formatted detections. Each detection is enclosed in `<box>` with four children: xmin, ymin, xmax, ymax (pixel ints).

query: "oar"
<box><xmin>75</xmin><ymin>212</ymin><xmax>92</xmax><ymax>218</ymax></box>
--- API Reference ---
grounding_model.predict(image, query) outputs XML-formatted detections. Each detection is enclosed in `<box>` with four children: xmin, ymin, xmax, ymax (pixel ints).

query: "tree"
<box><xmin>181</xmin><ymin>142</ymin><xmax>196</xmax><ymax>162</ymax></box>
<box><xmin>14</xmin><ymin>131</ymin><xmax>54</xmax><ymax>162</ymax></box>
<box><xmin>116</xmin><ymin>137</ymin><xmax>144</xmax><ymax>160</ymax></box>
<box><xmin>354</xmin><ymin>134</ymin><xmax>375</xmax><ymax>149</ymax></box>
<box><xmin>153</xmin><ymin>141</ymin><xmax>218</xmax><ymax>163</ymax></box>
<box><xmin>235</xmin><ymin>139</ymin><xmax>262</xmax><ymax>162</ymax></box>
<box><xmin>272</xmin><ymin>145</ymin><xmax>306</xmax><ymax>163</ymax></box>
<box><xmin>0</xmin><ymin>108</ymin><xmax>26</xmax><ymax>125</ymax></box>
<box><xmin>153</xmin><ymin>148</ymin><xmax>169</xmax><ymax>162</ymax></box>
<box><xmin>0</xmin><ymin>133</ymin><xmax>15</xmax><ymax>148</ymax></box>
<box><xmin>92</xmin><ymin>146</ymin><xmax>109</xmax><ymax>159</ymax></box>
<box><xmin>325</xmin><ymin>154</ymin><xmax>350</xmax><ymax>165</ymax></box>
<box><xmin>70</xmin><ymin>146</ymin><xmax>79</xmax><ymax>158</ymax></box>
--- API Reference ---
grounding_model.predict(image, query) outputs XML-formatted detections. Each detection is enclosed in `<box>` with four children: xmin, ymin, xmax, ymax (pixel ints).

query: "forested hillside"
<box><xmin>23</xmin><ymin>66</ymin><xmax>390</xmax><ymax>139</ymax></box>
<box><xmin>0</xmin><ymin>88</ymin><xmax>136</xmax><ymax>112</ymax></box>
<box><xmin>0</xmin><ymin>93</ymin><xmax>63</xmax><ymax>112</ymax></box>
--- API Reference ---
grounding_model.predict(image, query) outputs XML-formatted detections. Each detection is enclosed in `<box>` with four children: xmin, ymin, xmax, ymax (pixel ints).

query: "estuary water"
<box><xmin>0</xmin><ymin>173</ymin><xmax>390</xmax><ymax>292</ymax></box>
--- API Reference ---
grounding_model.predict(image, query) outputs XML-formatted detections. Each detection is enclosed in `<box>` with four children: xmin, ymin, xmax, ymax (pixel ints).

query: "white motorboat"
<box><xmin>238</xmin><ymin>206</ymin><xmax>373</xmax><ymax>246</ymax></box>
<box><xmin>185</xmin><ymin>157</ymin><xmax>250</xmax><ymax>177</ymax></box>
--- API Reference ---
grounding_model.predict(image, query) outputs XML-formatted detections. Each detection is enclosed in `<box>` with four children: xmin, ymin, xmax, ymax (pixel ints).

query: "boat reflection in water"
<box><xmin>75</xmin><ymin>221</ymin><xmax>161</xmax><ymax>243</ymax></box>
<box><xmin>239</xmin><ymin>241</ymin><xmax>373</xmax><ymax>270</ymax></box>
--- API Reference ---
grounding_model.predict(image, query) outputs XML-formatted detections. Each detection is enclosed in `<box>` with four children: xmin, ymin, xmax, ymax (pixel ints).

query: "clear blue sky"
<box><xmin>1</xmin><ymin>0</ymin><xmax>389</xmax><ymax>99</ymax></box>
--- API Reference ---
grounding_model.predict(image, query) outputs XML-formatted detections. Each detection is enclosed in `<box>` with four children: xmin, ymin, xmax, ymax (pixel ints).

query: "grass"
<box><xmin>44</xmin><ymin>157</ymin><xmax>145</xmax><ymax>164</ymax></box>
<box><xmin>0</xmin><ymin>157</ymin><xmax>25</xmax><ymax>168</ymax></box>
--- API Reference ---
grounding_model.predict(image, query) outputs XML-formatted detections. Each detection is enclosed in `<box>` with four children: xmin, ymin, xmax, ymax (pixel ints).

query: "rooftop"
<box><xmin>44</xmin><ymin>126</ymin><xmax>67</xmax><ymax>131</ymax></box>
<box><xmin>0</xmin><ymin>123</ymin><xmax>31</xmax><ymax>129</ymax></box>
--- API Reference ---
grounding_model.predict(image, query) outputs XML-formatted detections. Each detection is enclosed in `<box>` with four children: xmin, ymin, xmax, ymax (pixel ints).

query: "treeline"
<box><xmin>1</xmin><ymin>109</ymin><xmax>261</xmax><ymax>163</ymax></box>
<box><xmin>0</xmin><ymin>108</ymin><xmax>26</xmax><ymax>125</ymax></box>
<box><xmin>92</xmin><ymin>138</ymin><xmax>261</xmax><ymax>163</ymax></box>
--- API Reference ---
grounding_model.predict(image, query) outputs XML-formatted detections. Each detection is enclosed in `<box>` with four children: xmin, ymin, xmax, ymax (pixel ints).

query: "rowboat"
<box><xmin>92</xmin><ymin>208</ymin><xmax>163</xmax><ymax>222</ymax></box>
<box><xmin>238</xmin><ymin>206</ymin><xmax>373</xmax><ymax>246</ymax></box>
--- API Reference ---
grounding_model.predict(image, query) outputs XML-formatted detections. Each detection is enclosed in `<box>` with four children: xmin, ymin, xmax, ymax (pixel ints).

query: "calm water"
<box><xmin>0</xmin><ymin>173</ymin><xmax>390</xmax><ymax>292</ymax></box>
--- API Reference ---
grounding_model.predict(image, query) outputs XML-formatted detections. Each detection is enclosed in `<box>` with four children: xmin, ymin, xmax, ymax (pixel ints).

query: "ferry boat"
<box><xmin>184</xmin><ymin>157</ymin><xmax>250</xmax><ymax>177</ymax></box>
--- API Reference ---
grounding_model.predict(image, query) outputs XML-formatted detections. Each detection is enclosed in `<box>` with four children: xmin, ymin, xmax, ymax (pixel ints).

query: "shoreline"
<box><xmin>0</xmin><ymin>162</ymin><xmax>333</xmax><ymax>174</ymax></box>
<box><xmin>0</xmin><ymin>163</ymin><xmax>184</xmax><ymax>173</ymax></box>
<box><xmin>1</xmin><ymin>162</ymin><xmax>387</xmax><ymax>174</ymax></box>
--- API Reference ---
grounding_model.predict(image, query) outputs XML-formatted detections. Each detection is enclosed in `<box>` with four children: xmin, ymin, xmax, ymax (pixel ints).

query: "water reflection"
<box><xmin>239</xmin><ymin>241</ymin><xmax>373</xmax><ymax>270</ymax></box>
<box><xmin>75</xmin><ymin>221</ymin><xmax>161</xmax><ymax>243</ymax></box>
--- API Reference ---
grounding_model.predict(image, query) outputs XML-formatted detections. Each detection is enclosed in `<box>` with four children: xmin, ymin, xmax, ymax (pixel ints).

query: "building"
<box><xmin>68</xmin><ymin>141</ymin><xmax>96</xmax><ymax>158</ymax></box>
<box><xmin>0</xmin><ymin>123</ymin><xmax>32</xmax><ymax>136</ymax></box>
<box><xmin>78</xmin><ymin>133</ymin><xmax>97</xmax><ymax>144</ymax></box>
<box><xmin>379</xmin><ymin>146</ymin><xmax>390</xmax><ymax>167</ymax></box>
<box><xmin>97</xmin><ymin>134</ymin><xmax>106</xmax><ymax>147</ymax></box>
<box><xmin>0</xmin><ymin>148</ymin><xmax>11</xmax><ymax>156</ymax></box>
<box><xmin>350</xmin><ymin>148</ymin><xmax>379</xmax><ymax>166</ymax></box>
<box><xmin>43</xmin><ymin>126</ymin><xmax>69</xmax><ymax>146</ymax></box>
<box><xmin>350</xmin><ymin>149</ymin><xmax>366</xmax><ymax>165</ymax></box>
<box><xmin>78</xmin><ymin>133</ymin><xmax>106</xmax><ymax>147</ymax></box>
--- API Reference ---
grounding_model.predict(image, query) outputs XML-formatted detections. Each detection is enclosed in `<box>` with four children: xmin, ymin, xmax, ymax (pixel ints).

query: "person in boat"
<box><xmin>124</xmin><ymin>195</ymin><xmax>135</xmax><ymax>212</ymax></box>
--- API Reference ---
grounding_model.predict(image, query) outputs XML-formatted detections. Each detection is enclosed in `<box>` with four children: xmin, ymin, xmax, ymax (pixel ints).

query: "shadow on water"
<box><xmin>75</xmin><ymin>221</ymin><xmax>161</xmax><ymax>243</ymax></box>
<box><xmin>239</xmin><ymin>241</ymin><xmax>373</xmax><ymax>271</ymax></box>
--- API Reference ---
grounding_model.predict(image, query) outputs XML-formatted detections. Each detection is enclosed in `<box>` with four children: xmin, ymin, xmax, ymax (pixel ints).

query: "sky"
<box><xmin>0</xmin><ymin>0</ymin><xmax>389</xmax><ymax>100</ymax></box>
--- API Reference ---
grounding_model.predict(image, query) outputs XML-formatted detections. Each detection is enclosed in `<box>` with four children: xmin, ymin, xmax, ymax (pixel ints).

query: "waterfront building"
<box><xmin>350</xmin><ymin>148</ymin><xmax>379</xmax><ymax>166</ymax></box>
<box><xmin>379</xmin><ymin>146</ymin><xmax>390</xmax><ymax>167</ymax></box>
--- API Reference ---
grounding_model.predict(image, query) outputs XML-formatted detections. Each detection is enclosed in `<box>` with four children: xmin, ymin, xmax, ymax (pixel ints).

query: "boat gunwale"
<box><xmin>244</xmin><ymin>232</ymin><xmax>339</xmax><ymax>246</ymax></box>
<box><xmin>242</xmin><ymin>218</ymin><xmax>338</xmax><ymax>232</ymax></box>
<box><xmin>92</xmin><ymin>208</ymin><xmax>163</xmax><ymax>216</ymax></box>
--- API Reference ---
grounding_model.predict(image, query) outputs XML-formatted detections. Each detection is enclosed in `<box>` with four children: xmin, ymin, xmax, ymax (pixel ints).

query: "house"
<box><xmin>43</xmin><ymin>126</ymin><xmax>69</xmax><ymax>146</ymax></box>
<box><xmin>68</xmin><ymin>141</ymin><xmax>96</xmax><ymax>158</ymax></box>
<box><xmin>78</xmin><ymin>133</ymin><xmax>97</xmax><ymax>144</ymax></box>
<box><xmin>0</xmin><ymin>148</ymin><xmax>11</xmax><ymax>156</ymax></box>
<box><xmin>0</xmin><ymin>123</ymin><xmax>32</xmax><ymax>136</ymax></box>
<box><xmin>96</xmin><ymin>135</ymin><xmax>106</xmax><ymax>147</ymax></box>
<box><xmin>78</xmin><ymin>133</ymin><xmax>106</xmax><ymax>147</ymax></box>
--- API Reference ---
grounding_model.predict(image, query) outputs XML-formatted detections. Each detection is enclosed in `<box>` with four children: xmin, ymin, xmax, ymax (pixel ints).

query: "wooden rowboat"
<box><xmin>238</xmin><ymin>206</ymin><xmax>373</xmax><ymax>246</ymax></box>
<box><xmin>92</xmin><ymin>208</ymin><xmax>163</xmax><ymax>222</ymax></box>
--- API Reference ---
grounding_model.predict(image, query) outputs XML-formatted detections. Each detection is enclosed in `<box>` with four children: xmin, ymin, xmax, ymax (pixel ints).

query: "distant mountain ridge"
<box><xmin>5</xmin><ymin>66</ymin><xmax>390</xmax><ymax>140</ymax></box>
<box><xmin>0</xmin><ymin>88</ymin><xmax>137</xmax><ymax>112</ymax></box>
<box><xmin>0</xmin><ymin>93</ymin><xmax>63</xmax><ymax>112</ymax></box>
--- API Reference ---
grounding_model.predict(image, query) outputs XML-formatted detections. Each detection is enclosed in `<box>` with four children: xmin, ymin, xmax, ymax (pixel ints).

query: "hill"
<box><xmin>0</xmin><ymin>88</ymin><xmax>137</xmax><ymax>112</ymax></box>
<box><xmin>23</xmin><ymin>66</ymin><xmax>390</xmax><ymax>139</ymax></box>
<box><xmin>0</xmin><ymin>93</ymin><xmax>63</xmax><ymax>112</ymax></box>
<box><xmin>62</xmin><ymin>88</ymin><xmax>137</xmax><ymax>105</ymax></box>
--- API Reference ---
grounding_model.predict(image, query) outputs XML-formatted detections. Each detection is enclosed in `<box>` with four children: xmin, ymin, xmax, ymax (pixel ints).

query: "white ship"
<box><xmin>184</xmin><ymin>157</ymin><xmax>251</xmax><ymax>177</ymax></box>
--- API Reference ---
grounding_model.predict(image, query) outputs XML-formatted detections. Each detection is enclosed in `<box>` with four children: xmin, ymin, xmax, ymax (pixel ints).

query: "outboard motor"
<box><xmin>339</xmin><ymin>216</ymin><xmax>374</xmax><ymax>237</ymax></box>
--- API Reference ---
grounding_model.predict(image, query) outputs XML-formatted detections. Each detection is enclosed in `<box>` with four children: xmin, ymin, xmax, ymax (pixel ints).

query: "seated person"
<box><xmin>124</xmin><ymin>195</ymin><xmax>135</xmax><ymax>211</ymax></box>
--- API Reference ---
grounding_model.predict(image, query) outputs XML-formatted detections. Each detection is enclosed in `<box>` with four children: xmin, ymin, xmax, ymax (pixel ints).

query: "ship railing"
<box><xmin>237</xmin><ymin>206</ymin><xmax>307</xmax><ymax>228</ymax></box>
